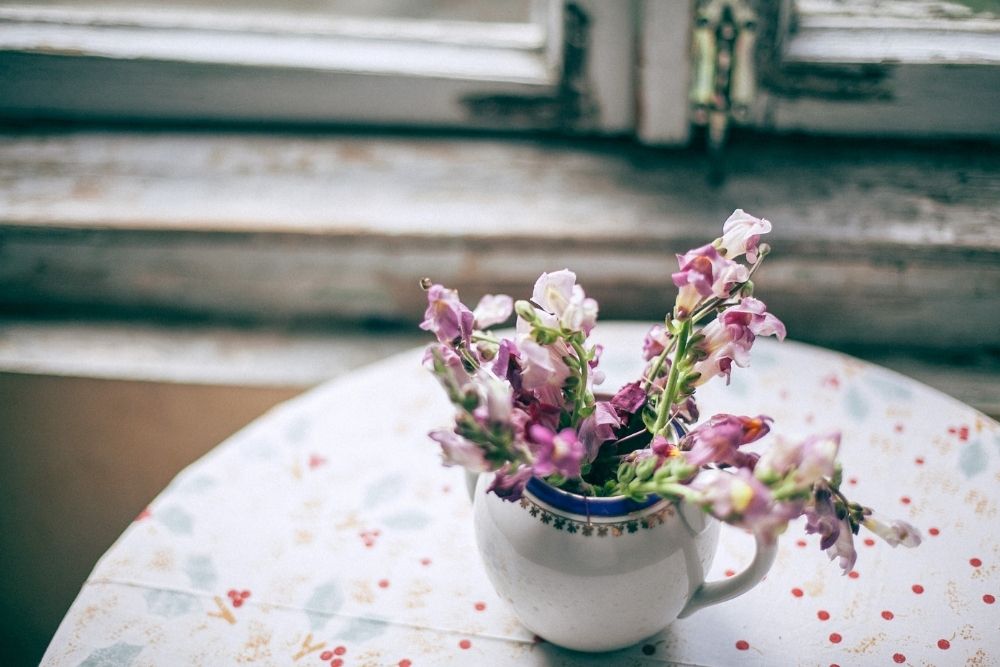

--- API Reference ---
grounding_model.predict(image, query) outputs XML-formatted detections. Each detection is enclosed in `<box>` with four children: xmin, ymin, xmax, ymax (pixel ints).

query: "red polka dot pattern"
<box><xmin>912</xmin><ymin>584</ymin><xmax>924</xmax><ymax>594</ymax></box>
<box><xmin>938</xmin><ymin>639</ymin><xmax>950</xmax><ymax>650</ymax></box>
<box><xmin>829</xmin><ymin>633</ymin><xmax>842</xmax><ymax>644</ymax></box>
<box><xmin>970</xmin><ymin>558</ymin><xmax>982</xmax><ymax>567</ymax></box>
<box><xmin>735</xmin><ymin>640</ymin><xmax>749</xmax><ymax>651</ymax></box>
<box><xmin>458</xmin><ymin>639</ymin><xmax>471</xmax><ymax>650</ymax></box>
<box><xmin>817</xmin><ymin>610</ymin><xmax>830</xmax><ymax>621</ymax></box>
<box><xmin>984</xmin><ymin>594</ymin><xmax>996</xmax><ymax>604</ymax></box>
<box><xmin>881</xmin><ymin>610</ymin><xmax>894</xmax><ymax>620</ymax></box>
<box><xmin>791</xmin><ymin>587</ymin><xmax>804</xmax><ymax>598</ymax></box>
<box><xmin>893</xmin><ymin>653</ymin><xmax>906</xmax><ymax>664</ymax></box>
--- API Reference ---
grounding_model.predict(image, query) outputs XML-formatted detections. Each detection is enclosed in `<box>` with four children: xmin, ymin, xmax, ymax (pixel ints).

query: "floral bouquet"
<box><xmin>420</xmin><ymin>210</ymin><xmax>920</xmax><ymax>573</ymax></box>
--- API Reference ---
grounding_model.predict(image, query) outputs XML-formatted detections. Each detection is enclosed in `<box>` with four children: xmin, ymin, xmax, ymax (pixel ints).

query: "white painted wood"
<box><xmin>575</xmin><ymin>0</ymin><xmax>637</xmax><ymax>134</ymax></box>
<box><xmin>757</xmin><ymin>0</ymin><xmax>1000</xmax><ymax>137</ymax></box>
<box><xmin>0</xmin><ymin>1</ymin><xmax>570</xmax><ymax>127</ymax></box>
<box><xmin>0</xmin><ymin>5</ymin><xmax>548</xmax><ymax>48</ymax></box>
<box><xmin>0</xmin><ymin>18</ymin><xmax>552</xmax><ymax>81</ymax></box>
<box><xmin>636</xmin><ymin>0</ymin><xmax>693</xmax><ymax>145</ymax></box>
<box><xmin>0</xmin><ymin>318</ymin><xmax>422</xmax><ymax>385</ymax></box>
<box><xmin>1</xmin><ymin>133</ymin><xmax>998</xmax><ymax>349</ymax></box>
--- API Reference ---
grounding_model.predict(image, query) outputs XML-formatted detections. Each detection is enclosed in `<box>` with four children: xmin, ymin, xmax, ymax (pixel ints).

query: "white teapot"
<box><xmin>470</xmin><ymin>472</ymin><xmax>777</xmax><ymax>652</ymax></box>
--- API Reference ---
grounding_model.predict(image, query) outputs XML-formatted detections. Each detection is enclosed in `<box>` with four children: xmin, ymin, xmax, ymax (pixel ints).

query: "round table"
<box><xmin>43</xmin><ymin>323</ymin><xmax>1000</xmax><ymax>666</ymax></box>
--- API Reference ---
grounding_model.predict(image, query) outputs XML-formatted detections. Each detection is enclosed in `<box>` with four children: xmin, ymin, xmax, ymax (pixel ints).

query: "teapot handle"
<box><xmin>465</xmin><ymin>471</ymin><xmax>480</xmax><ymax>503</ymax></box>
<box><xmin>677</xmin><ymin>530</ymin><xmax>778</xmax><ymax>618</ymax></box>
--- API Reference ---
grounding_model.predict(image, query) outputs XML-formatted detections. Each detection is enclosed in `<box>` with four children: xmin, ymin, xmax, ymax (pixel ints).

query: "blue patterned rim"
<box><xmin>525</xmin><ymin>421</ymin><xmax>686</xmax><ymax>518</ymax></box>
<box><xmin>525</xmin><ymin>477</ymin><xmax>662</xmax><ymax>516</ymax></box>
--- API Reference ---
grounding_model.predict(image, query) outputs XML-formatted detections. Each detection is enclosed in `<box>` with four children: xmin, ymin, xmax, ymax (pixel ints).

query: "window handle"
<box><xmin>691</xmin><ymin>0</ymin><xmax>759</xmax><ymax>184</ymax></box>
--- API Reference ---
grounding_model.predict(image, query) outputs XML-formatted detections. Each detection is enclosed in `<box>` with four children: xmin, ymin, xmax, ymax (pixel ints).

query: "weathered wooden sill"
<box><xmin>1</xmin><ymin>130</ymin><xmax>998</xmax><ymax>351</ymax></box>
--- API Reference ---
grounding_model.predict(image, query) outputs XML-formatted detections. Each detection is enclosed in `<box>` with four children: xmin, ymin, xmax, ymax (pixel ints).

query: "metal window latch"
<box><xmin>691</xmin><ymin>0</ymin><xmax>758</xmax><ymax>183</ymax></box>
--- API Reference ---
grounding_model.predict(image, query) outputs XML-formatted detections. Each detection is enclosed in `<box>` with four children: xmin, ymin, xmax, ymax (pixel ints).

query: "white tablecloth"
<box><xmin>43</xmin><ymin>323</ymin><xmax>1000</xmax><ymax>666</ymax></box>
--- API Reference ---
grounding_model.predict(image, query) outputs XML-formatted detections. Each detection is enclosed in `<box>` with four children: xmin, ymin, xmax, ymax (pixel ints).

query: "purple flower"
<box><xmin>488</xmin><ymin>463</ymin><xmax>534</xmax><ymax>501</ymax></box>
<box><xmin>528</xmin><ymin>425</ymin><xmax>585</xmax><ymax>478</ymax></box>
<box><xmin>429</xmin><ymin>429</ymin><xmax>490</xmax><ymax>472</ymax></box>
<box><xmin>675</xmin><ymin>396</ymin><xmax>700</xmax><ymax>425</ymax></box>
<box><xmin>862</xmin><ymin>515</ymin><xmax>922</xmax><ymax>548</ymax></box>
<box><xmin>804</xmin><ymin>490</ymin><xmax>842</xmax><ymax>550</ymax></box>
<box><xmin>756</xmin><ymin>432</ymin><xmax>840</xmax><ymax>488</ymax></box>
<box><xmin>473</xmin><ymin>293</ymin><xmax>513</xmax><ymax>329</ymax></box>
<box><xmin>518</xmin><ymin>338</ymin><xmax>571</xmax><ymax>407</ymax></box>
<box><xmin>610</xmin><ymin>380</ymin><xmax>647</xmax><ymax>416</ymax></box>
<box><xmin>690</xmin><ymin>297</ymin><xmax>786</xmax><ymax>385</ymax></box>
<box><xmin>577</xmin><ymin>401</ymin><xmax>621</xmax><ymax>461</ymax></box>
<box><xmin>531</xmin><ymin>269</ymin><xmax>578</xmax><ymax>315</ymax></box>
<box><xmin>420</xmin><ymin>284</ymin><xmax>475</xmax><ymax>346</ymax></box>
<box><xmin>718</xmin><ymin>209</ymin><xmax>772</xmax><ymax>263</ymax></box>
<box><xmin>531</xmin><ymin>269</ymin><xmax>599</xmax><ymax>334</ymax></box>
<box><xmin>681</xmin><ymin>414</ymin><xmax>772</xmax><ymax>467</ymax></box>
<box><xmin>642</xmin><ymin>325</ymin><xmax>671</xmax><ymax>361</ymax></box>
<box><xmin>827</xmin><ymin>517</ymin><xmax>858</xmax><ymax>573</ymax></box>
<box><xmin>423</xmin><ymin>344</ymin><xmax>471</xmax><ymax>393</ymax></box>
<box><xmin>794</xmin><ymin>432</ymin><xmax>840</xmax><ymax>486</ymax></box>
<box><xmin>692</xmin><ymin>468</ymin><xmax>801</xmax><ymax>543</ymax></box>
<box><xmin>491</xmin><ymin>338</ymin><xmax>522</xmax><ymax>392</ymax></box>
<box><xmin>672</xmin><ymin>245</ymin><xmax>749</xmax><ymax>319</ymax></box>
<box><xmin>694</xmin><ymin>469</ymin><xmax>770</xmax><ymax>522</ymax></box>
<box><xmin>650</xmin><ymin>435</ymin><xmax>680</xmax><ymax>459</ymax></box>
<box><xmin>470</xmin><ymin>369</ymin><xmax>514</xmax><ymax>426</ymax></box>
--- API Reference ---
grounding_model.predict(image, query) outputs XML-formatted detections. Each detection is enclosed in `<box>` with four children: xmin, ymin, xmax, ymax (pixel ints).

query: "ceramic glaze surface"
<box><xmin>474</xmin><ymin>475</ymin><xmax>722</xmax><ymax>652</ymax></box>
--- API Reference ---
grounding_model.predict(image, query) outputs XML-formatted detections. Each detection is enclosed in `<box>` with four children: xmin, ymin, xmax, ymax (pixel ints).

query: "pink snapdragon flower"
<box><xmin>423</xmin><ymin>344</ymin><xmax>471</xmax><ymax>393</ymax></box>
<box><xmin>804</xmin><ymin>491</ymin><xmax>843</xmax><ymax>551</ymax></box>
<box><xmin>672</xmin><ymin>245</ymin><xmax>749</xmax><ymax>319</ymax></box>
<box><xmin>610</xmin><ymin>381</ymin><xmax>647</xmax><ymax>416</ymax></box>
<box><xmin>473</xmin><ymin>293</ymin><xmax>513</xmax><ymax>329</ymax></box>
<box><xmin>756</xmin><ymin>432</ymin><xmax>840</xmax><ymax>488</ymax></box>
<box><xmin>690</xmin><ymin>297</ymin><xmax>786</xmax><ymax>385</ymax></box>
<box><xmin>681</xmin><ymin>414</ymin><xmax>772</xmax><ymax>467</ymax></box>
<box><xmin>827</xmin><ymin>518</ymin><xmax>858</xmax><ymax>573</ymax></box>
<box><xmin>717</xmin><ymin>209</ymin><xmax>772</xmax><ymax>263</ymax></box>
<box><xmin>577</xmin><ymin>401</ymin><xmax>621</xmax><ymax>461</ymax></box>
<box><xmin>528</xmin><ymin>425</ymin><xmax>585</xmax><ymax>478</ymax></box>
<box><xmin>429</xmin><ymin>429</ymin><xmax>490</xmax><ymax>472</ymax></box>
<box><xmin>471</xmin><ymin>369</ymin><xmax>514</xmax><ymax>426</ymax></box>
<box><xmin>863</xmin><ymin>515</ymin><xmax>922</xmax><ymax>548</ymax></box>
<box><xmin>642</xmin><ymin>324</ymin><xmax>670</xmax><ymax>361</ymax></box>
<box><xmin>531</xmin><ymin>269</ymin><xmax>599</xmax><ymax>334</ymax></box>
<box><xmin>693</xmin><ymin>469</ymin><xmax>792</xmax><ymax>542</ymax></box>
<box><xmin>488</xmin><ymin>463</ymin><xmax>534</xmax><ymax>501</ymax></box>
<box><xmin>518</xmin><ymin>338</ymin><xmax>572</xmax><ymax>407</ymax></box>
<box><xmin>420</xmin><ymin>284</ymin><xmax>475</xmax><ymax>346</ymax></box>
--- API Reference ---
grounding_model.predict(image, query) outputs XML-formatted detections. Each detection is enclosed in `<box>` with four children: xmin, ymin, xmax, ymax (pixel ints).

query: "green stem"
<box><xmin>634</xmin><ymin>480</ymin><xmax>702</xmax><ymax>504</ymax></box>
<box><xmin>642</xmin><ymin>334</ymin><xmax>679</xmax><ymax>391</ymax></box>
<box><xmin>569</xmin><ymin>338</ymin><xmax>589</xmax><ymax>422</ymax></box>
<box><xmin>471</xmin><ymin>332</ymin><xmax>501</xmax><ymax>344</ymax></box>
<box><xmin>653</xmin><ymin>319</ymin><xmax>691</xmax><ymax>434</ymax></box>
